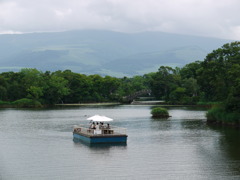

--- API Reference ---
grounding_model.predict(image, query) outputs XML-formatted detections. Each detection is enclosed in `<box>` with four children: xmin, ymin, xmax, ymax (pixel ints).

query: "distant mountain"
<box><xmin>0</xmin><ymin>30</ymin><xmax>231</xmax><ymax>77</ymax></box>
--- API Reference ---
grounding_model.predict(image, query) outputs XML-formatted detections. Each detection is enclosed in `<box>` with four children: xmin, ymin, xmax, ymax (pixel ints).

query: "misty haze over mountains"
<box><xmin>0</xmin><ymin>30</ymin><xmax>231</xmax><ymax>77</ymax></box>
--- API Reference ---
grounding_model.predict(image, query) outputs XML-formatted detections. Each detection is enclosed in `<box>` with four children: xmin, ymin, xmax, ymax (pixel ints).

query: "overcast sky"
<box><xmin>0</xmin><ymin>0</ymin><xmax>240</xmax><ymax>40</ymax></box>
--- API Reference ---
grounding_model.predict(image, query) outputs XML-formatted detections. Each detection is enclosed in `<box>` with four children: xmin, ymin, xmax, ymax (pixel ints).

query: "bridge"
<box><xmin>122</xmin><ymin>89</ymin><xmax>152</xmax><ymax>103</ymax></box>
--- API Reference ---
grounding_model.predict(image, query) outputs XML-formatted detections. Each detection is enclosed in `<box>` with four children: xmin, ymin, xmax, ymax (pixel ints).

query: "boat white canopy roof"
<box><xmin>87</xmin><ymin>115</ymin><xmax>113</xmax><ymax>122</ymax></box>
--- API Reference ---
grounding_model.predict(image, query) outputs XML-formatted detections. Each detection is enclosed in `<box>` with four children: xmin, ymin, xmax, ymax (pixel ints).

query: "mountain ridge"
<box><xmin>0</xmin><ymin>30</ymin><xmax>231</xmax><ymax>76</ymax></box>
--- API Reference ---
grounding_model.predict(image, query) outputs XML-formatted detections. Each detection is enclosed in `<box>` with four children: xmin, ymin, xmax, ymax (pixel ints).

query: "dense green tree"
<box><xmin>169</xmin><ymin>87</ymin><xmax>186</xmax><ymax>103</ymax></box>
<box><xmin>197</xmin><ymin>41</ymin><xmax>240</xmax><ymax>101</ymax></box>
<box><xmin>117</xmin><ymin>77</ymin><xmax>135</xmax><ymax>97</ymax></box>
<box><xmin>180</xmin><ymin>61</ymin><xmax>202</xmax><ymax>79</ymax></box>
<box><xmin>182</xmin><ymin>78</ymin><xmax>199</xmax><ymax>97</ymax></box>
<box><xmin>42</xmin><ymin>72</ymin><xmax>70</xmax><ymax>104</ymax></box>
<box><xmin>56</xmin><ymin>70</ymin><xmax>91</xmax><ymax>103</ymax></box>
<box><xmin>197</xmin><ymin>41</ymin><xmax>240</xmax><ymax>125</ymax></box>
<box><xmin>150</xmin><ymin>66</ymin><xmax>178</xmax><ymax>100</ymax></box>
<box><xmin>225</xmin><ymin>64</ymin><xmax>240</xmax><ymax>113</ymax></box>
<box><xmin>88</xmin><ymin>74</ymin><xmax>105</xmax><ymax>102</ymax></box>
<box><xmin>0</xmin><ymin>86</ymin><xmax>7</xmax><ymax>101</ymax></box>
<box><xmin>117</xmin><ymin>75</ymin><xmax>150</xmax><ymax>102</ymax></box>
<box><xmin>20</xmin><ymin>68</ymin><xmax>45</xmax><ymax>101</ymax></box>
<box><xmin>1</xmin><ymin>72</ymin><xmax>25</xmax><ymax>101</ymax></box>
<box><xmin>0</xmin><ymin>75</ymin><xmax>8</xmax><ymax>100</ymax></box>
<box><xmin>102</xmin><ymin>76</ymin><xmax>121</xmax><ymax>101</ymax></box>
<box><xmin>27</xmin><ymin>86</ymin><xmax>43</xmax><ymax>100</ymax></box>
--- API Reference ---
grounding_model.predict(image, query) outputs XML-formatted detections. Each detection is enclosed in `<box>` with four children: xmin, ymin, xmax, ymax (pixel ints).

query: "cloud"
<box><xmin>0</xmin><ymin>0</ymin><xmax>240</xmax><ymax>40</ymax></box>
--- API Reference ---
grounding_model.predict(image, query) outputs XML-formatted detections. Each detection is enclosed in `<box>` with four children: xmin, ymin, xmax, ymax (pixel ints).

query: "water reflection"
<box><xmin>181</xmin><ymin>119</ymin><xmax>206</xmax><ymax>129</ymax></box>
<box><xmin>151</xmin><ymin>117</ymin><xmax>170</xmax><ymax>121</ymax></box>
<box><xmin>209</xmin><ymin>126</ymin><xmax>240</xmax><ymax>160</ymax></box>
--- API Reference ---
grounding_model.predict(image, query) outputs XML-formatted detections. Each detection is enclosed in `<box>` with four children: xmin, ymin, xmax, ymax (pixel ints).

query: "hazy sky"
<box><xmin>1</xmin><ymin>0</ymin><xmax>240</xmax><ymax>40</ymax></box>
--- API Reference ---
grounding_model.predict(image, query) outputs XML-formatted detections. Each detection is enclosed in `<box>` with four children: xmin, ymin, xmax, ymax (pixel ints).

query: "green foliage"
<box><xmin>0</xmin><ymin>68</ymin><xmax>133</xmax><ymax>105</ymax></box>
<box><xmin>197</xmin><ymin>41</ymin><xmax>240</xmax><ymax>101</ymax></box>
<box><xmin>27</xmin><ymin>86</ymin><xmax>43</xmax><ymax>100</ymax></box>
<box><xmin>169</xmin><ymin>87</ymin><xmax>186</xmax><ymax>103</ymax></box>
<box><xmin>0</xmin><ymin>85</ymin><xmax>7</xmax><ymax>101</ymax></box>
<box><xmin>207</xmin><ymin>106</ymin><xmax>240</xmax><ymax>125</ymax></box>
<box><xmin>196</xmin><ymin>41</ymin><xmax>240</xmax><ymax>125</ymax></box>
<box><xmin>150</xmin><ymin>66</ymin><xmax>179</xmax><ymax>100</ymax></box>
<box><xmin>0</xmin><ymin>100</ymin><xmax>11</xmax><ymax>105</ymax></box>
<box><xmin>12</xmin><ymin>98</ymin><xmax>42</xmax><ymax>108</ymax></box>
<box><xmin>151</xmin><ymin>107</ymin><xmax>169</xmax><ymax>118</ymax></box>
<box><xmin>182</xmin><ymin>78</ymin><xmax>199</xmax><ymax>97</ymax></box>
<box><xmin>117</xmin><ymin>75</ymin><xmax>151</xmax><ymax>103</ymax></box>
<box><xmin>42</xmin><ymin>73</ymin><xmax>70</xmax><ymax>104</ymax></box>
<box><xmin>224</xmin><ymin>64</ymin><xmax>240</xmax><ymax>113</ymax></box>
<box><xmin>180</xmin><ymin>61</ymin><xmax>202</xmax><ymax>79</ymax></box>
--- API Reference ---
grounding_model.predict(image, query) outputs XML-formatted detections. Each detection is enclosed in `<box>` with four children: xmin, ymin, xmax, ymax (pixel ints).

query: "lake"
<box><xmin>0</xmin><ymin>105</ymin><xmax>240</xmax><ymax>180</ymax></box>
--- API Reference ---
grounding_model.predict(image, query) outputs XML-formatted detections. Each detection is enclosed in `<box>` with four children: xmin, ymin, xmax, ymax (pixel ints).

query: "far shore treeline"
<box><xmin>1</xmin><ymin>41</ymin><xmax>240</xmax><ymax>126</ymax></box>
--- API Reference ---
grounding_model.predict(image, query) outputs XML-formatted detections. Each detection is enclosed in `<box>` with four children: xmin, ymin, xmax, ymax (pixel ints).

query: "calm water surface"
<box><xmin>0</xmin><ymin>105</ymin><xmax>240</xmax><ymax>180</ymax></box>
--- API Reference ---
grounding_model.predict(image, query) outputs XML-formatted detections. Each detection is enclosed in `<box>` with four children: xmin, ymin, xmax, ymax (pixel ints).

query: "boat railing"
<box><xmin>111</xmin><ymin>125</ymin><xmax>127</xmax><ymax>135</ymax></box>
<box><xmin>73</xmin><ymin>124</ymin><xmax>127</xmax><ymax>136</ymax></box>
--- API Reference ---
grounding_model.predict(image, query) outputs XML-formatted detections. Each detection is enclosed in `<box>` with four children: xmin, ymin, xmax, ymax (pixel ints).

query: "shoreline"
<box><xmin>55</xmin><ymin>102</ymin><xmax>122</xmax><ymax>106</ymax></box>
<box><xmin>0</xmin><ymin>102</ymin><xmax>210</xmax><ymax>108</ymax></box>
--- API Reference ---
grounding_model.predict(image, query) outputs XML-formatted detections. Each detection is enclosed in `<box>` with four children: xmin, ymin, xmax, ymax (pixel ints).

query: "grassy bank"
<box><xmin>0</xmin><ymin>99</ymin><xmax>43</xmax><ymax>108</ymax></box>
<box><xmin>206</xmin><ymin>106</ymin><xmax>240</xmax><ymax>127</ymax></box>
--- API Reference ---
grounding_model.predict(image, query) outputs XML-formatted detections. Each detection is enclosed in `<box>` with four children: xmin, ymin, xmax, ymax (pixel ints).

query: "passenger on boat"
<box><xmin>106</xmin><ymin>123</ymin><xmax>110</xmax><ymax>129</ymax></box>
<box><xmin>99</xmin><ymin>122</ymin><xmax>104</xmax><ymax>129</ymax></box>
<box><xmin>90</xmin><ymin>122</ymin><xmax>96</xmax><ymax>129</ymax></box>
<box><xmin>95</xmin><ymin>122</ymin><xmax>100</xmax><ymax>130</ymax></box>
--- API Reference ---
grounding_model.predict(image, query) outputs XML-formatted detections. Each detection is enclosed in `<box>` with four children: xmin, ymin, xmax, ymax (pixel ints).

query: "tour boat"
<box><xmin>73</xmin><ymin>115</ymin><xmax>128</xmax><ymax>144</ymax></box>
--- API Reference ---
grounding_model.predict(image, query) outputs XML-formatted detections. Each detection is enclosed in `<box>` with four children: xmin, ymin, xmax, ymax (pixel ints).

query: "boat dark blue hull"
<box><xmin>73</xmin><ymin>132</ymin><xmax>127</xmax><ymax>144</ymax></box>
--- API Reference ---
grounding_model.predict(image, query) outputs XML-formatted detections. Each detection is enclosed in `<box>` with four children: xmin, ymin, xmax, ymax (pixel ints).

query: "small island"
<box><xmin>151</xmin><ymin>107</ymin><xmax>171</xmax><ymax>118</ymax></box>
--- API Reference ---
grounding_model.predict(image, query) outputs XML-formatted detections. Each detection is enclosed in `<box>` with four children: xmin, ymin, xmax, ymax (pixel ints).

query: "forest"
<box><xmin>0</xmin><ymin>41</ymin><xmax>240</xmax><ymax>126</ymax></box>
